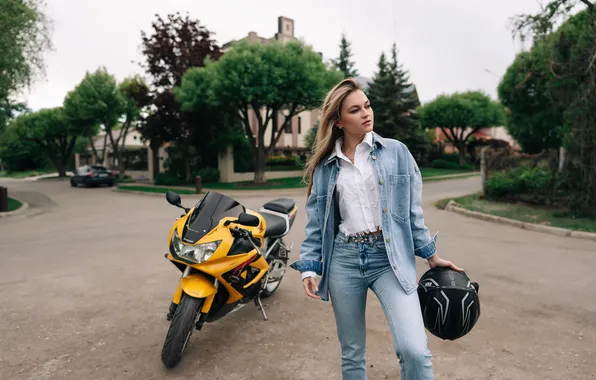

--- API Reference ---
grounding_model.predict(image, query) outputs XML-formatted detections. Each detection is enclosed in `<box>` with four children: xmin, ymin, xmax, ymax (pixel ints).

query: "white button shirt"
<box><xmin>302</xmin><ymin>132</ymin><xmax>382</xmax><ymax>280</ymax></box>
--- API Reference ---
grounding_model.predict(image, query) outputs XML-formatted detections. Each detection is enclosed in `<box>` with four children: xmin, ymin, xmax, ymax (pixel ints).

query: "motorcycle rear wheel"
<box><xmin>161</xmin><ymin>294</ymin><xmax>204</xmax><ymax>368</ymax></box>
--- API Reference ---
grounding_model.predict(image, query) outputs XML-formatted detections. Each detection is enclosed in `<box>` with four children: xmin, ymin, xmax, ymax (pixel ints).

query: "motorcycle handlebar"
<box><xmin>231</xmin><ymin>226</ymin><xmax>261</xmax><ymax>247</ymax></box>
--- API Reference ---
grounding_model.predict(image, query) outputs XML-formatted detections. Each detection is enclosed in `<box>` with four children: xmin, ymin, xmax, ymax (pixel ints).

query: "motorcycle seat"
<box><xmin>261</xmin><ymin>212</ymin><xmax>288</xmax><ymax>238</ymax></box>
<box><xmin>262</xmin><ymin>198</ymin><xmax>296</xmax><ymax>214</ymax></box>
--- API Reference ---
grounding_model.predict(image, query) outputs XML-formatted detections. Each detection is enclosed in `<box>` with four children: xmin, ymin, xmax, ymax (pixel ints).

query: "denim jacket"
<box><xmin>289</xmin><ymin>132</ymin><xmax>438</xmax><ymax>301</ymax></box>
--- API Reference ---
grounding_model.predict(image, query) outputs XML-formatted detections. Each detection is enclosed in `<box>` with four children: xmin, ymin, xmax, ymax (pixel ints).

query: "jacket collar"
<box><xmin>324</xmin><ymin>131</ymin><xmax>386</xmax><ymax>165</ymax></box>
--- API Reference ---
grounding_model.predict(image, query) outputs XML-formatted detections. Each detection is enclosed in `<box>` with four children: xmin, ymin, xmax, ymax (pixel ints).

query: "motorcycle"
<box><xmin>160</xmin><ymin>190</ymin><xmax>298</xmax><ymax>368</ymax></box>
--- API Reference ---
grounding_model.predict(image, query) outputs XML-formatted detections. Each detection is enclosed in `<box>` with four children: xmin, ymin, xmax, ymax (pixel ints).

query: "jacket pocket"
<box><xmin>389</xmin><ymin>174</ymin><xmax>410</xmax><ymax>223</ymax></box>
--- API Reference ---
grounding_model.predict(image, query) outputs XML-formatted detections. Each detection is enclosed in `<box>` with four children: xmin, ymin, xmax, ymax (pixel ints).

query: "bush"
<box><xmin>267</xmin><ymin>156</ymin><xmax>305</xmax><ymax>168</ymax></box>
<box><xmin>155</xmin><ymin>167</ymin><xmax>220</xmax><ymax>186</ymax></box>
<box><xmin>154</xmin><ymin>172</ymin><xmax>186</xmax><ymax>186</ymax></box>
<box><xmin>485</xmin><ymin>171</ymin><xmax>524</xmax><ymax>198</ymax></box>
<box><xmin>485</xmin><ymin>167</ymin><xmax>554</xmax><ymax>199</ymax></box>
<box><xmin>431</xmin><ymin>159</ymin><xmax>460</xmax><ymax>169</ymax></box>
<box><xmin>441</xmin><ymin>153</ymin><xmax>460</xmax><ymax>163</ymax></box>
<box><xmin>195</xmin><ymin>167</ymin><xmax>220</xmax><ymax>183</ymax></box>
<box><xmin>430</xmin><ymin>159</ymin><xmax>473</xmax><ymax>170</ymax></box>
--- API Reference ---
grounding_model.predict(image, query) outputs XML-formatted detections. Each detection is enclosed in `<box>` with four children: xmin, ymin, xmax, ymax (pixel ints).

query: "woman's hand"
<box><xmin>303</xmin><ymin>277</ymin><xmax>321</xmax><ymax>299</ymax></box>
<box><xmin>427</xmin><ymin>253</ymin><xmax>464</xmax><ymax>272</ymax></box>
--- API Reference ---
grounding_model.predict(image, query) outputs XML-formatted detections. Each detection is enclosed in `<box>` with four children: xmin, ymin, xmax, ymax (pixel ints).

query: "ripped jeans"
<box><xmin>328</xmin><ymin>232</ymin><xmax>434</xmax><ymax>380</ymax></box>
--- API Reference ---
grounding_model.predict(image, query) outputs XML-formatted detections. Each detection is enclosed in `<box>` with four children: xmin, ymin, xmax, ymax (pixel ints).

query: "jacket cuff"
<box><xmin>289</xmin><ymin>259</ymin><xmax>323</xmax><ymax>275</ymax></box>
<box><xmin>415</xmin><ymin>232</ymin><xmax>439</xmax><ymax>259</ymax></box>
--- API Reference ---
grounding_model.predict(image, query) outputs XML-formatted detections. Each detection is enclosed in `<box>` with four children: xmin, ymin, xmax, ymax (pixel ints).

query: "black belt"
<box><xmin>346</xmin><ymin>231</ymin><xmax>384</xmax><ymax>244</ymax></box>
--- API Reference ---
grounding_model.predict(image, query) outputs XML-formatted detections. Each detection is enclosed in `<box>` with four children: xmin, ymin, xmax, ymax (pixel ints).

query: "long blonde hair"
<box><xmin>303</xmin><ymin>77</ymin><xmax>363</xmax><ymax>196</ymax></box>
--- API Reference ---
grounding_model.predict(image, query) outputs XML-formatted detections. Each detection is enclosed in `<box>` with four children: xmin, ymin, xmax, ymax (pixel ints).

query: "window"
<box><xmin>298</xmin><ymin>117</ymin><xmax>302</xmax><ymax>134</ymax></box>
<box><xmin>284</xmin><ymin>120</ymin><xmax>292</xmax><ymax>134</ymax></box>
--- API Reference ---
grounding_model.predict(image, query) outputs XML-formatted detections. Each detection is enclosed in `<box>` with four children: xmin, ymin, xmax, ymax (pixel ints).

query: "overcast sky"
<box><xmin>18</xmin><ymin>0</ymin><xmax>546</xmax><ymax>111</ymax></box>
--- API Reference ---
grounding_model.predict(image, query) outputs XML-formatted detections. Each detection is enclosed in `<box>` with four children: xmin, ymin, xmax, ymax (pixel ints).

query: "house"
<box><xmin>75</xmin><ymin>129</ymin><xmax>168</xmax><ymax>181</ymax></box>
<box><xmin>434</xmin><ymin>126</ymin><xmax>520</xmax><ymax>154</ymax></box>
<box><xmin>222</xmin><ymin>16</ymin><xmax>322</xmax><ymax>156</ymax></box>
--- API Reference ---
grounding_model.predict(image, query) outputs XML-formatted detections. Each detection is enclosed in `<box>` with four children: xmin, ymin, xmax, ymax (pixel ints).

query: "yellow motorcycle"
<box><xmin>160</xmin><ymin>190</ymin><xmax>297</xmax><ymax>368</ymax></box>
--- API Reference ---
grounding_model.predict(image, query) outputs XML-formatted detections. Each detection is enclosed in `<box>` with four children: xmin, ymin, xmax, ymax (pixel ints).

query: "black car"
<box><xmin>70</xmin><ymin>165</ymin><xmax>115</xmax><ymax>187</ymax></box>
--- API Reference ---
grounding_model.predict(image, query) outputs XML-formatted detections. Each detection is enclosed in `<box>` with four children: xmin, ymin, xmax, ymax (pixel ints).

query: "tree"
<box><xmin>63</xmin><ymin>67</ymin><xmax>127</xmax><ymax>173</ymax></box>
<box><xmin>0</xmin><ymin>0</ymin><xmax>52</xmax><ymax>97</ymax></box>
<box><xmin>509</xmin><ymin>1</ymin><xmax>596</xmax><ymax>215</ymax></box>
<box><xmin>332</xmin><ymin>33</ymin><xmax>359</xmax><ymax>78</ymax></box>
<box><xmin>367</xmin><ymin>52</ymin><xmax>392</xmax><ymax>135</ymax></box>
<box><xmin>177</xmin><ymin>40</ymin><xmax>343</xmax><ymax>184</ymax></box>
<box><xmin>304</xmin><ymin>120</ymin><xmax>319</xmax><ymax>153</ymax></box>
<box><xmin>497</xmin><ymin>40</ymin><xmax>563</xmax><ymax>154</ymax></box>
<box><xmin>138</xmin><ymin>12</ymin><xmax>223</xmax><ymax>181</ymax></box>
<box><xmin>11</xmin><ymin>108</ymin><xmax>87</xmax><ymax>176</ymax></box>
<box><xmin>0</xmin><ymin>0</ymin><xmax>52</xmax><ymax>129</ymax></box>
<box><xmin>367</xmin><ymin>44</ymin><xmax>427</xmax><ymax>159</ymax></box>
<box><xmin>115</xmin><ymin>75</ymin><xmax>150</xmax><ymax>174</ymax></box>
<box><xmin>509</xmin><ymin>0</ymin><xmax>591</xmax><ymax>42</ymax></box>
<box><xmin>0</xmin><ymin>101</ymin><xmax>27</xmax><ymax>136</ymax></box>
<box><xmin>417</xmin><ymin>91</ymin><xmax>506</xmax><ymax>165</ymax></box>
<box><xmin>0</xmin><ymin>120</ymin><xmax>50</xmax><ymax>171</ymax></box>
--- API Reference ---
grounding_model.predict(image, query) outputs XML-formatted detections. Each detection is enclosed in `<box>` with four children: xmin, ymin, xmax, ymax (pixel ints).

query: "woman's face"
<box><xmin>337</xmin><ymin>90</ymin><xmax>374</xmax><ymax>136</ymax></box>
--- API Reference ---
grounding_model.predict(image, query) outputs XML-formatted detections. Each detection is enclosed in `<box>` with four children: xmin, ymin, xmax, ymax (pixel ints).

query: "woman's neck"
<box><xmin>342</xmin><ymin>132</ymin><xmax>366</xmax><ymax>153</ymax></box>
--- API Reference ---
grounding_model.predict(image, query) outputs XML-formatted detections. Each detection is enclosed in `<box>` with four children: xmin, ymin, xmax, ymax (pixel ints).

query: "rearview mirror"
<box><xmin>237</xmin><ymin>212</ymin><xmax>260</xmax><ymax>227</ymax></box>
<box><xmin>166</xmin><ymin>191</ymin><xmax>182</xmax><ymax>207</ymax></box>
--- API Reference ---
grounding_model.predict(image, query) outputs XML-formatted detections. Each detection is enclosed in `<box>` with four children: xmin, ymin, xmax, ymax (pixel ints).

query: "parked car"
<box><xmin>70</xmin><ymin>165</ymin><xmax>115</xmax><ymax>187</ymax></box>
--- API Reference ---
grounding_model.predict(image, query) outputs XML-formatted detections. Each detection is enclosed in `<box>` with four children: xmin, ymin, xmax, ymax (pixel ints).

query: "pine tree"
<box><xmin>332</xmin><ymin>33</ymin><xmax>359</xmax><ymax>78</ymax></box>
<box><xmin>367</xmin><ymin>53</ymin><xmax>394</xmax><ymax>137</ymax></box>
<box><xmin>387</xmin><ymin>43</ymin><xmax>420</xmax><ymax>140</ymax></box>
<box><xmin>368</xmin><ymin>44</ymin><xmax>431</xmax><ymax>160</ymax></box>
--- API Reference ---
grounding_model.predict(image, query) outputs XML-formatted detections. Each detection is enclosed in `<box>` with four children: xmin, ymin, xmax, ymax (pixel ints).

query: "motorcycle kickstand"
<box><xmin>254</xmin><ymin>295</ymin><xmax>268</xmax><ymax>321</ymax></box>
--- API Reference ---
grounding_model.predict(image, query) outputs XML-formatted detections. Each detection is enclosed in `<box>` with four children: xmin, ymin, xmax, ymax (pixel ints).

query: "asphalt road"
<box><xmin>0</xmin><ymin>177</ymin><xmax>594</xmax><ymax>380</ymax></box>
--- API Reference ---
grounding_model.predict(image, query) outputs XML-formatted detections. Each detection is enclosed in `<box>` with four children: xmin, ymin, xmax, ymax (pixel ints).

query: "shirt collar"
<box><xmin>326</xmin><ymin>131</ymin><xmax>385</xmax><ymax>165</ymax></box>
<box><xmin>329</xmin><ymin>131</ymin><xmax>374</xmax><ymax>161</ymax></box>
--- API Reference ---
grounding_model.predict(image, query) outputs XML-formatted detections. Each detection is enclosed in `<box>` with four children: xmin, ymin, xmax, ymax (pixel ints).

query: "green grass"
<box><xmin>117</xmin><ymin>185</ymin><xmax>198</xmax><ymax>195</ymax></box>
<box><xmin>200</xmin><ymin>169</ymin><xmax>477</xmax><ymax>191</ymax></box>
<box><xmin>202</xmin><ymin>177</ymin><xmax>306</xmax><ymax>190</ymax></box>
<box><xmin>0</xmin><ymin>168</ymin><xmax>56</xmax><ymax>178</ymax></box>
<box><xmin>423</xmin><ymin>173</ymin><xmax>479</xmax><ymax>183</ymax></box>
<box><xmin>6</xmin><ymin>197</ymin><xmax>22</xmax><ymax>212</ymax></box>
<box><xmin>420</xmin><ymin>167</ymin><xmax>475</xmax><ymax>177</ymax></box>
<box><xmin>437</xmin><ymin>193</ymin><xmax>596</xmax><ymax>233</ymax></box>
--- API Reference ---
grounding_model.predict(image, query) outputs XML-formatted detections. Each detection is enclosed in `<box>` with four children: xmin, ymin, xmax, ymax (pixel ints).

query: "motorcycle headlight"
<box><xmin>170</xmin><ymin>230</ymin><xmax>221</xmax><ymax>264</ymax></box>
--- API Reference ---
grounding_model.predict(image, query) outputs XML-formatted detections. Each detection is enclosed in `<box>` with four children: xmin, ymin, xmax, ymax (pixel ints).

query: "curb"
<box><xmin>0</xmin><ymin>196</ymin><xmax>30</xmax><ymax>218</ymax></box>
<box><xmin>424</xmin><ymin>172</ymin><xmax>480</xmax><ymax>180</ymax></box>
<box><xmin>444</xmin><ymin>200</ymin><xmax>596</xmax><ymax>242</ymax></box>
<box><xmin>111</xmin><ymin>187</ymin><xmax>203</xmax><ymax>198</ymax></box>
<box><xmin>111</xmin><ymin>188</ymin><xmax>180</xmax><ymax>197</ymax></box>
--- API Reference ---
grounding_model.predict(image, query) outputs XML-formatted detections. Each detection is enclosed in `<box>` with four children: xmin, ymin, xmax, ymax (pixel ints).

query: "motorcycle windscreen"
<box><xmin>182</xmin><ymin>191</ymin><xmax>246</xmax><ymax>244</ymax></box>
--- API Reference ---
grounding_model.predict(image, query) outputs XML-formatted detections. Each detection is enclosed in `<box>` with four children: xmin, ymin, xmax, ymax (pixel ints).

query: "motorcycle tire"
<box><xmin>161</xmin><ymin>294</ymin><xmax>204</xmax><ymax>368</ymax></box>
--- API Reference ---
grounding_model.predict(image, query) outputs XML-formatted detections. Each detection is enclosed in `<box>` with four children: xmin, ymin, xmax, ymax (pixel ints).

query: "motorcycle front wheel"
<box><xmin>161</xmin><ymin>294</ymin><xmax>204</xmax><ymax>368</ymax></box>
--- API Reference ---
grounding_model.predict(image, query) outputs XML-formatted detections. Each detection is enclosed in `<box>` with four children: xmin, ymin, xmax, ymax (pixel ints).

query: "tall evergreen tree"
<box><xmin>368</xmin><ymin>44</ymin><xmax>419</xmax><ymax>139</ymax></box>
<box><xmin>368</xmin><ymin>44</ymin><xmax>430</xmax><ymax>160</ymax></box>
<box><xmin>367</xmin><ymin>52</ymin><xmax>393</xmax><ymax>136</ymax></box>
<box><xmin>332</xmin><ymin>33</ymin><xmax>359</xmax><ymax>78</ymax></box>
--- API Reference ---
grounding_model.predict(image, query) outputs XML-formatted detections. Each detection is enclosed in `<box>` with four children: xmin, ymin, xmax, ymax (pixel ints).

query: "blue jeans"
<box><xmin>328</xmin><ymin>232</ymin><xmax>434</xmax><ymax>380</ymax></box>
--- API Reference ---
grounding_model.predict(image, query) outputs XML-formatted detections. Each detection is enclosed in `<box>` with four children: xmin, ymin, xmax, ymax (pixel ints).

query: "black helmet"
<box><xmin>417</xmin><ymin>267</ymin><xmax>480</xmax><ymax>341</ymax></box>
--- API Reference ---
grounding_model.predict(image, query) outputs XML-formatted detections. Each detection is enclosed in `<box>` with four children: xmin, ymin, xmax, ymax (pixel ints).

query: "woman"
<box><xmin>289</xmin><ymin>78</ymin><xmax>463</xmax><ymax>380</ymax></box>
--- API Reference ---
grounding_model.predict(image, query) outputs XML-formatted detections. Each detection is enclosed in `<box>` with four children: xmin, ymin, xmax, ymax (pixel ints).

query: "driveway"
<box><xmin>0</xmin><ymin>177</ymin><xmax>594</xmax><ymax>380</ymax></box>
